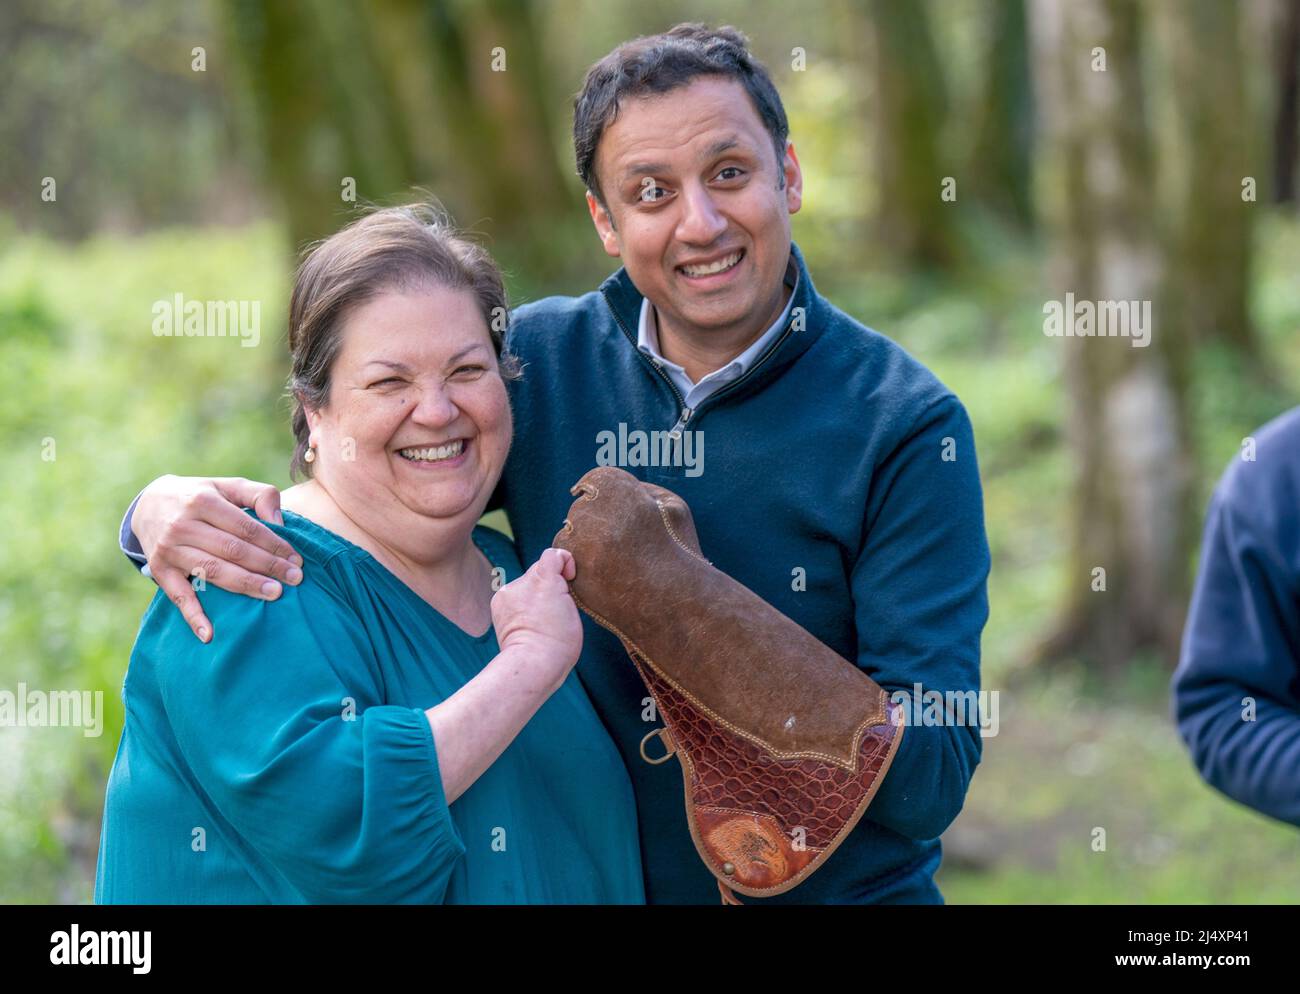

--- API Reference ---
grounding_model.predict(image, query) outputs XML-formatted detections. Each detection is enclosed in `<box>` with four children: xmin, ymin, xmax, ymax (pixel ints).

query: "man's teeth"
<box><xmin>399</xmin><ymin>440</ymin><xmax>465</xmax><ymax>462</ymax></box>
<box><xmin>681</xmin><ymin>251</ymin><xmax>742</xmax><ymax>277</ymax></box>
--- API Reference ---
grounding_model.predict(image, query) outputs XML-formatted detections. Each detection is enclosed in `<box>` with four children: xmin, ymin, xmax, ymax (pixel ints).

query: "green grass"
<box><xmin>936</xmin><ymin>666</ymin><xmax>1300</xmax><ymax>903</ymax></box>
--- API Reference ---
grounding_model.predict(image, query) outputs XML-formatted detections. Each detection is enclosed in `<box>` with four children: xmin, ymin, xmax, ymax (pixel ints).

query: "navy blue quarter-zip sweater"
<box><xmin>1172</xmin><ymin>406</ymin><xmax>1300</xmax><ymax>827</ymax></box>
<box><xmin>497</xmin><ymin>241</ymin><xmax>991</xmax><ymax>904</ymax></box>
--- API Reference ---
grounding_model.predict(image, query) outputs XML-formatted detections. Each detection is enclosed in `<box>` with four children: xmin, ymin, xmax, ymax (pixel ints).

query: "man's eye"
<box><xmin>638</xmin><ymin>184</ymin><xmax>669</xmax><ymax>203</ymax></box>
<box><xmin>716</xmin><ymin>166</ymin><xmax>744</xmax><ymax>181</ymax></box>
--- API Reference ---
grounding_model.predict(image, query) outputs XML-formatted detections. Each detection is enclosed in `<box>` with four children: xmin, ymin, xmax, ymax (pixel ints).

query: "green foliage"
<box><xmin>886</xmin><ymin>216</ymin><xmax>1300</xmax><ymax>906</ymax></box>
<box><xmin>0</xmin><ymin>223</ymin><xmax>290</xmax><ymax>901</ymax></box>
<box><xmin>0</xmin><ymin>0</ymin><xmax>256</xmax><ymax>239</ymax></box>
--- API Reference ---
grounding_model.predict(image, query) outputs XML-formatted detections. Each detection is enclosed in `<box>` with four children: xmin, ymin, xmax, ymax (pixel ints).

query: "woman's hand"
<box><xmin>490</xmin><ymin>548</ymin><xmax>583</xmax><ymax>689</ymax></box>
<box><xmin>426</xmin><ymin>548</ymin><xmax>584</xmax><ymax>803</ymax></box>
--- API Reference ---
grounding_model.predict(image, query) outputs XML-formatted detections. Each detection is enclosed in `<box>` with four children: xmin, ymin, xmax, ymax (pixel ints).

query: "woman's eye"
<box><xmin>453</xmin><ymin>365</ymin><xmax>487</xmax><ymax>377</ymax></box>
<box><xmin>369</xmin><ymin>377</ymin><xmax>402</xmax><ymax>388</ymax></box>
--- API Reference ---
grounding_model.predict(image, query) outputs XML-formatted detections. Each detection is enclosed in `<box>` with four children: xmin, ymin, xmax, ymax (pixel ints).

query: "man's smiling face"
<box><xmin>586</xmin><ymin>76</ymin><xmax>802</xmax><ymax>350</ymax></box>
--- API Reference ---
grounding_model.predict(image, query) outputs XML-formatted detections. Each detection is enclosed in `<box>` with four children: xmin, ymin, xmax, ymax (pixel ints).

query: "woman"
<box><xmin>95</xmin><ymin>204</ymin><xmax>645</xmax><ymax>904</ymax></box>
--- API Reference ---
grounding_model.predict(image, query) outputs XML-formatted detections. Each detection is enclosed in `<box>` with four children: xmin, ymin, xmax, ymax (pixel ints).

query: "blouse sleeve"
<box><xmin>147</xmin><ymin>570</ymin><xmax>467</xmax><ymax>903</ymax></box>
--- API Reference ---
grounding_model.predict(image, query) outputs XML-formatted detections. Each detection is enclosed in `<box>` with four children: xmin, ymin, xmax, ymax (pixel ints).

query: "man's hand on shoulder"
<box><xmin>133</xmin><ymin>475</ymin><xmax>304</xmax><ymax>643</ymax></box>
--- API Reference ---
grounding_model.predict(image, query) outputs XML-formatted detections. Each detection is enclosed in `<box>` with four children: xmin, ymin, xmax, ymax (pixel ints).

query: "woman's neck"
<box><xmin>281</xmin><ymin>480</ymin><xmax>493</xmax><ymax>636</ymax></box>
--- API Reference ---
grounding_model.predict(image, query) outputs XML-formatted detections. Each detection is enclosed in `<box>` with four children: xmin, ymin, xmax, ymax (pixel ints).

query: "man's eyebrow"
<box><xmin>619</xmin><ymin>136</ymin><xmax>746</xmax><ymax>184</ymax></box>
<box><xmin>621</xmin><ymin>161</ymin><xmax>670</xmax><ymax>183</ymax></box>
<box><xmin>705</xmin><ymin>136</ymin><xmax>740</xmax><ymax>159</ymax></box>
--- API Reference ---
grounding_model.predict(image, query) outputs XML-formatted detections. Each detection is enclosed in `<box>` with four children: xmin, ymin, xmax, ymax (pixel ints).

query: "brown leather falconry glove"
<box><xmin>554</xmin><ymin>466</ymin><xmax>905</xmax><ymax>901</ymax></box>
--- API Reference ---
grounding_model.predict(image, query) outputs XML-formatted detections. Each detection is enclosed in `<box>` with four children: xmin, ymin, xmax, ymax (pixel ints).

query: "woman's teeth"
<box><xmin>681</xmin><ymin>250</ymin><xmax>742</xmax><ymax>277</ymax></box>
<box><xmin>398</xmin><ymin>440</ymin><xmax>465</xmax><ymax>462</ymax></box>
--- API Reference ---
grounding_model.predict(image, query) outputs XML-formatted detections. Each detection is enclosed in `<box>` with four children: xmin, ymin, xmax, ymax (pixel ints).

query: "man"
<box><xmin>119</xmin><ymin>23</ymin><xmax>990</xmax><ymax>903</ymax></box>
<box><xmin>1173</xmin><ymin>406</ymin><xmax>1300</xmax><ymax>827</ymax></box>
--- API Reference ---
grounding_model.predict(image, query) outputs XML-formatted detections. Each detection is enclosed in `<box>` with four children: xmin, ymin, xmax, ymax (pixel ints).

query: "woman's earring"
<box><xmin>304</xmin><ymin>444</ymin><xmax>316</xmax><ymax>464</ymax></box>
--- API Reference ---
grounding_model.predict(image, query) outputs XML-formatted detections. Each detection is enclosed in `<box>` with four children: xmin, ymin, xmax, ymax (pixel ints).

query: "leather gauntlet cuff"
<box><xmin>554</xmin><ymin>467</ymin><xmax>905</xmax><ymax>898</ymax></box>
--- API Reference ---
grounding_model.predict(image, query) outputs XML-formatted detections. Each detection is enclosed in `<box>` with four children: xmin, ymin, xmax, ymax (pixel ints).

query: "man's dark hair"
<box><xmin>573</xmin><ymin>23</ymin><xmax>790</xmax><ymax>207</ymax></box>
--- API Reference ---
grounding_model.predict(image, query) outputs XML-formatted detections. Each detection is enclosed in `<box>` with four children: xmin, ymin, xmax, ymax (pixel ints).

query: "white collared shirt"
<box><xmin>636</xmin><ymin>257</ymin><xmax>799</xmax><ymax>409</ymax></box>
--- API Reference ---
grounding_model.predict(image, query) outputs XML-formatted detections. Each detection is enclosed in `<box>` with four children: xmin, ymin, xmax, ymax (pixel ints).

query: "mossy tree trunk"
<box><xmin>867</xmin><ymin>0</ymin><xmax>958</xmax><ymax>269</ymax></box>
<box><xmin>1154</xmin><ymin>0</ymin><xmax>1259</xmax><ymax>355</ymax></box>
<box><xmin>1029</xmin><ymin>0</ymin><xmax>1195</xmax><ymax>669</ymax></box>
<box><xmin>969</xmin><ymin>0</ymin><xmax>1036</xmax><ymax>229</ymax></box>
<box><xmin>220</xmin><ymin>0</ymin><xmax>571</xmax><ymax>256</ymax></box>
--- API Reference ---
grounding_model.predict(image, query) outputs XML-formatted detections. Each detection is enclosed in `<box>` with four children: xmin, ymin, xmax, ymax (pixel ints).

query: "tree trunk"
<box><xmin>970</xmin><ymin>0</ymin><xmax>1036</xmax><ymax>229</ymax></box>
<box><xmin>420</xmin><ymin>0</ymin><xmax>571</xmax><ymax>240</ymax></box>
<box><xmin>220</xmin><ymin>0</ymin><xmax>573</xmax><ymax>257</ymax></box>
<box><xmin>222</xmin><ymin>0</ymin><xmax>350</xmax><ymax>248</ymax></box>
<box><xmin>1273</xmin><ymin>0</ymin><xmax>1300</xmax><ymax>203</ymax></box>
<box><xmin>1154</xmin><ymin>0</ymin><xmax>1259</xmax><ymax>355</ymax></box>
<box><xmin>868</xmin><ymin>0</ymin><xmax>958</xmax><ymax>269</ymax></box>
<box><xmin>1028</xmin><ymin>0</ymin><xmax>1195</xmax><ymax>669</ymax></box>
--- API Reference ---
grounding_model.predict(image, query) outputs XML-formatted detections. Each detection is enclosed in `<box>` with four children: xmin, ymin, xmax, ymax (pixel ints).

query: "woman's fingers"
<box><xmin>153</xmin><ymin>564</ymin><xmax>214</xmax><ymax>643</ymax></box>
<box><xmin>534</xmin><ymin>547</ymin><xmax>575</xmax><ymax>582</ymax></box>
<box><xmin>491</xmin><ymin>548</ymin><xmax>584</xmax><ymax>677</ymax></box>
<box><xmin>554</xmin><ymin>548</ymin><xmax>576</xmax><ymax>581</ymax></box>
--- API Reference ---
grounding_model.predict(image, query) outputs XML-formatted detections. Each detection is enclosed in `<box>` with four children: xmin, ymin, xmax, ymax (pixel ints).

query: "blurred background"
<box><xmin>1</xmin><ymin>0</ymin><xmax>1298</xmax><ymax>903</ymax></box>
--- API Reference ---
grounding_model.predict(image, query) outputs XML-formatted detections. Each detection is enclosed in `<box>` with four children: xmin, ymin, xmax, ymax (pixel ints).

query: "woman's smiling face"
<box><xmin>305</xmin><ymin>282</ymin><xmax>512</xmax><ymax>529</ymax></box>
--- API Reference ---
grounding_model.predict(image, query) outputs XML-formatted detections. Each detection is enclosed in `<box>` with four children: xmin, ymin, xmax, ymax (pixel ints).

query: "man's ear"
<box><xmin>586</xmin><ymin>190</ymin><xmax>622</xmax><ymax>259</ymax></box>
<box><xmin>782</xmin><ymin>140</ymin><xmax>803</xmax><ymax>215</ymax></box>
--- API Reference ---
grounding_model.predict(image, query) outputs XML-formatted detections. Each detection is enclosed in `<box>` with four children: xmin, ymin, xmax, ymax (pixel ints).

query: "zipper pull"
<box><xmin>667</xmin><ymin>407</ymin><xmax>694</xmax><ymax>440</ymax></box>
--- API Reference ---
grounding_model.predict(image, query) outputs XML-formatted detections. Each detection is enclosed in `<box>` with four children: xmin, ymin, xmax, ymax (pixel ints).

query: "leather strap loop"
<box><xmin>639</xmin><ymin>727</ymin><xmax>675</xmax><ymax>765</ymax></box>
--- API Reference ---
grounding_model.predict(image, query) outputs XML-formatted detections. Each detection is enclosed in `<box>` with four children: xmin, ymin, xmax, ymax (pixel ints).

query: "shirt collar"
<box><xmin>636</xmin><ymin>255</ymin><xmax>800</xmax><ymax>386</ymax></box>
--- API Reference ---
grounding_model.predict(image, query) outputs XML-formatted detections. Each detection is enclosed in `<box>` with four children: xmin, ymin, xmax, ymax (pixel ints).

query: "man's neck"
<box><xmin>655</xmin><ymin>279</ymin><xmax>793</xmax><ymax>386</ymax></box>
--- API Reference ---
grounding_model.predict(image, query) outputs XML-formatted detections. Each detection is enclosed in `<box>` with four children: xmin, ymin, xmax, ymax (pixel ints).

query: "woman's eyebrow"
<box><xmin>446</xmin><ymin>343</ymin><xmax>490</xmax><ymax>363</ymax></box>
<box><xmin>364</xmin><ymin>359</ymin><xmax>414</xmax><ymax>373</ymax></box>
<box><xmin>363</xmin><ymin>344</ymin><xmax>489</xmax><ymax>373</ymax></box>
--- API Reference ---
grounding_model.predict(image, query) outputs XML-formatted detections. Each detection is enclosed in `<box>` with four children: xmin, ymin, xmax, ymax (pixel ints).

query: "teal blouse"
<box><xmin>95</xmin><ymin>512</ymin><xmax>645</xmax><ymax>904</ymax></box>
